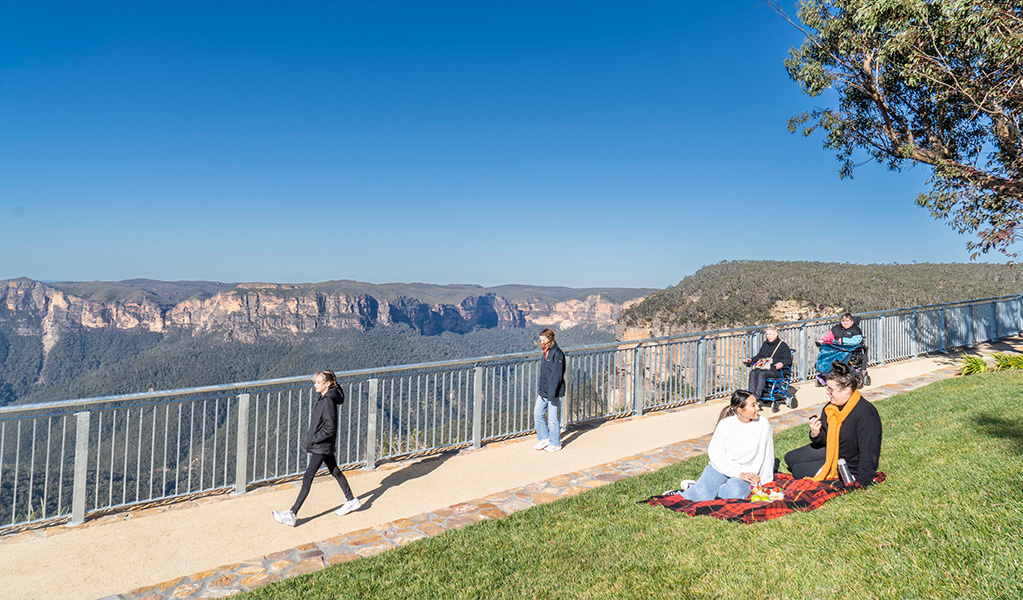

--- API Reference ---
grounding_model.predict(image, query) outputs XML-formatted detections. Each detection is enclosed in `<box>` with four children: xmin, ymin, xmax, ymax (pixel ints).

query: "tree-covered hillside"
<box><xmin>621</xmin><ymin>261</ymin><xmax>1023</xmax><ymax>332</ymax></box>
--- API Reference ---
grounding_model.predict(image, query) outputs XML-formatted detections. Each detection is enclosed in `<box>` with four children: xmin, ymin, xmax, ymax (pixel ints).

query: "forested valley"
<box><xmin>0</xmin><ymin>324</ymin><xmax>611</xmax><ymax>406</ymax></box>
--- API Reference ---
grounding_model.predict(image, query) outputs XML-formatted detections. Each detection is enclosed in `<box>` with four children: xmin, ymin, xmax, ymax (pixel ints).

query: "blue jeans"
<box><xmin>534</xmin><ymin>396</ymin><xmax>563</xmax><ymax>448</ymax></box>
<box><xmin>682</xmin><ymin>464</ymin><xmax>752</xmax><ymax>501</ymax></box>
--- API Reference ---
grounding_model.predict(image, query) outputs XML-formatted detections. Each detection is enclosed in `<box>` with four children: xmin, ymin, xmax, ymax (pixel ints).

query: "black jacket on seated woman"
<box><xmin>785</xmin><ymin>361</ymin><xmax>882</xmax><ymax>486</ymax></box>
<box><xmin>744</xmin><ymin>327</ymin><xmax>793</xmax><ymax>399</ymax></box>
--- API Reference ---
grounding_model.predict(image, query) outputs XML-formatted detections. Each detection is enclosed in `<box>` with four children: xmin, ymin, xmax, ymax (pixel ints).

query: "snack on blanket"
<box><xmin>749</xmin><ymin>483</ymin><xmax>785</xmax><ymax>502</ymax></box>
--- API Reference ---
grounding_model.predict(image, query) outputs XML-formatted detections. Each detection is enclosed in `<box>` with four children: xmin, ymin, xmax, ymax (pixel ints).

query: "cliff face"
<box><xmin>1</xmin><ymin>279</ymin><xmax>646</xmax><ymax>346</ymax></box>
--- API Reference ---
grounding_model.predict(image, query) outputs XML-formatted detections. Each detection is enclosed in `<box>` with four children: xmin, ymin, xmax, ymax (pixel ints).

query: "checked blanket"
<box><xmin>645</xmin><ymin>472</ymin><xmax>886</xmax><ymax>524</ymax></box>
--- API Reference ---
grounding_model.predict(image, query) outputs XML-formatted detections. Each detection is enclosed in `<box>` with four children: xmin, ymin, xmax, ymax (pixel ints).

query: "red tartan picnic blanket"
<box><xmin>645</xmin><ymin>472</ymin><xmax>886</xmax><ymax>524</ymax></box>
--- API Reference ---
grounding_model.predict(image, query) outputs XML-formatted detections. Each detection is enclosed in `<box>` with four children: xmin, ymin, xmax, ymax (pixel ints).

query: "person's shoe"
<box><xmin>544</xmin><ymin>445</ymin><xmax>562</xmax><ymax>453</ymax></box>
<box><xmin>679</xmin><ymin>479</ymin><xmax>697</xmax><ymax>492</ymax></box>
<box><xmin>534</xmin><ymin>440</ymin><xmax>549</xmax><ymax>451</ymax></box>
<box><xmin>272</xmin><ymin>509</ymin><xmax>296</xmax><ymax>527</ymax></box>
<box><xmin>335</xmin><ymin>498</ymin><xmax>362</xmax><ymax>516</ymax></box>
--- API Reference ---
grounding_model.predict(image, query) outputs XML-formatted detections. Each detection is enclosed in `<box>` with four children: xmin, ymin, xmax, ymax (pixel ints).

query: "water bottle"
<box><xmin>837</xmin><ymin>458</ymin><xmax>854</xmax><ymax>485</ymax></box>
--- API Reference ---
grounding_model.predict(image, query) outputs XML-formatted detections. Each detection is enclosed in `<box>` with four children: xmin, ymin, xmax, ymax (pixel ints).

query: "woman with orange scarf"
<box><xmin>784</xmin><ymin>362</ymin><xmax>882</xmax><ymax>486</ymax></box>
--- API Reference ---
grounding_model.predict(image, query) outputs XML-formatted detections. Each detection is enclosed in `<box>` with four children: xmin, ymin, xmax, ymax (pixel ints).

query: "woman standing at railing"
<box><xmin>272</xmin><ymin>370</ymin><xmax>361</xmax><ymax>526</ymax></box>
<box><xmin>534</xmin><ymin>328</ymin><xmax>566</xmax><ymax>453</ymax></box>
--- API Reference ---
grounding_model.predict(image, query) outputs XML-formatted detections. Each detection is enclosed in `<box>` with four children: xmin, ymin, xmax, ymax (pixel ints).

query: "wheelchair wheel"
<box><xmin>863</xmin><ymin>372</ymin><xmax>871</xmax><ymax>387</ymax></box>
<box><xmin>771</xmin><ymin>402</ymin><xmax>780</xmax><ymax>413</ymax></box>
<box><xmin>787</xmin><ymin>396</ymin><xmax>798</xmax><ymax>409</ymax></box>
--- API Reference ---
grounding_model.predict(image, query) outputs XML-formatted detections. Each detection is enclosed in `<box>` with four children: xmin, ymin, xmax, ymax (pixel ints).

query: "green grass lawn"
<box><xmin>244</xmin><ymin>372</ymin><xmax>1023</xmax><ymax>599</ymax></box>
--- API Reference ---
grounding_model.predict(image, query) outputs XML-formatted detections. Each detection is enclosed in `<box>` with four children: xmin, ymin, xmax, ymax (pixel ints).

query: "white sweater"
<box><xmin>708</xmin><ymin>415</ymin><xmax>775</xmax><ymax>484</ymax></box>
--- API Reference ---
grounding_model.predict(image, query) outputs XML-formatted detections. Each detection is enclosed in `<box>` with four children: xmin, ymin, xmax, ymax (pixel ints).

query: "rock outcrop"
<box><xmin>1</xmin><ymin>279</ymin><xmax>647</xmax><ymax>347</ymax></box>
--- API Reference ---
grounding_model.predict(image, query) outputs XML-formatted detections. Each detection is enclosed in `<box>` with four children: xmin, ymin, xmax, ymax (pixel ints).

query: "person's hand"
<box><xmin>743</xmin><ymin>358</ymin><xmax>752</xmax><ymax>366</ymax></box>
<box><xmin>809</xmin><ymin>414</ymin><xmax>822</xmax><ymax>437</ymax></box>
<box><xmin>774</xmin><ymin>362</ymin><xmax>784</xmax><ymax>370</ymax></box>
<box><xmin>739</xmin><ymin>472</ymin><xmax>760</xmax><ymax>484</ymax></box>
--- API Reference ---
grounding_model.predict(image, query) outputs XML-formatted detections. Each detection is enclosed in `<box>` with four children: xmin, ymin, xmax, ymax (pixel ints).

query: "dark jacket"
<box><xmin>306</xmin><ymin>386</ymin><xmax>345</xmax><ymax>455</ymax></box>
<box><xmin>750</xmin><ymin>338</ymin><xmax>793</xmax><ymax>369</ymax></box>
<box><xmin>831</xmin><ymin>317</ymin><xmax>864</xmax><ymax>345</ymax></box>
<box><xmin>538</xmin><ymin>343</ymin><xmax>566</xmax><ymax>399</ymax></box>
<box><xmin>809</xmin><ymin>395</ymin><xmax>882</xmax><ymax>485</ymax></box>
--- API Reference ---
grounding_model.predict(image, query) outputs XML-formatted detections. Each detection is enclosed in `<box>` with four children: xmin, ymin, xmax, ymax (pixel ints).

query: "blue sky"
<box><xmin>0</xmin><ymin>1</ymin><xmax>984</xmax><ymax>289</ymax></box>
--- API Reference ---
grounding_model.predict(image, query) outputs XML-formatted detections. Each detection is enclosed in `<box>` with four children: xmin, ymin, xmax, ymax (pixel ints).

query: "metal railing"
<box><xmin>1</xmin><ymin>293</ymin><xmax>1020</xmax><ymax>530</ymax></box>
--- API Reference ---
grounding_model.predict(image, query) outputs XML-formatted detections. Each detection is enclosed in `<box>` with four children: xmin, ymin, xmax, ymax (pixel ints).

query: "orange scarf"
<box><xmin>812</xmin><ymin>390</ymin><xmax>862</xmax><ymax>481</ymax></box>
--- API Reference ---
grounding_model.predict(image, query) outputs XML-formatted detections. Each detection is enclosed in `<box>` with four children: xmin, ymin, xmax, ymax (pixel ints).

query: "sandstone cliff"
<box><xmin>1</xmin><ymin>279</ymin><xmax>649</xmax><ymax>348</ymax></box>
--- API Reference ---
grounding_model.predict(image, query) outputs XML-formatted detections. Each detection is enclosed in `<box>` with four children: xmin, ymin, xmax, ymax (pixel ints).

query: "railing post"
<box><xmin>233</xmin><ymin>394</ymin><xmax>250</xmax><ymax>495</ymax></box>
<box><xmin>633</xmin><ymin>345</ymin><xmax>645</xmax><ymax>416</ymax></box>
<box><xmin>472</xmin><ymin>366</ymin><xmax>483</xmax><ymax>449</ymax></box>
<box><xmin>696</xmin><ymin>337</ymin><xmax>708</xmax><ymax>403</ymax></box>
<box><xmin>562</xmin><ymin>355</ymin><xmax>570</xmax><ymax>432</ymax></box>
<box><xmin>968</xmin><ymin>304</ymin><xmax>975</xmax><ymax>347</ymax></box>
<box><xmin>1018</xmin><ymin>296</ymin><xmax>1023</xmax><ymax>335</ymax></box>
<box><xmin>70</xmin><ymin>411</ymin><xmax>90</xmax><ymax>526</ymax></box>
<box><xmin>877</xmin><ymin>315</ymin><xmax>886</xmax><ymax>365</ymax></box>
<box><xmin>797</xmin><ymin>325</ymin><xmax>808</xmax><ymax>381</ymax></box>
<box><xmin>941</xmin><ymin>307</ymin><xmax>948</xmax><ymax>351</ymax></box>
<box><xmin>364</xmin><ymin>378</ymin><xmax>378</xmax><ymax>470</ymax></box>
<box><xmin>911</xmin><ymin>310</ymin><xmax>919</xmax><ymax>358</ymax></box>
<box><xmin>992</xmin><ymin>302</ymin><xmax>999</xmax><ymax>341</ymax></box>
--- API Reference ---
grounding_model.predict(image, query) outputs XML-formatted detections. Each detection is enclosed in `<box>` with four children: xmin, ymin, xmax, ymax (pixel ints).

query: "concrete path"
<box><xmin>0</xmin><ymin>341</ymin><xmax>1013</xmax><ymax>600</ymax></box>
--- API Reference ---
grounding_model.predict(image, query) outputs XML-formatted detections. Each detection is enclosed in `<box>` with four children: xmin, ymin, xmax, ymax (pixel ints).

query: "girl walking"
<box><xmin>272</xmin><ymin>370</ymin><xmax>360</xmax><ymax>526</ymax></box>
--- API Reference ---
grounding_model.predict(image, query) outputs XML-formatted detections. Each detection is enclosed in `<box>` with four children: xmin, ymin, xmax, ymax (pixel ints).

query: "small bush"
<box><xmin>992</xmin><ymin>353</ymin><xmax>1023</xmax><ymax>371</ymax></box>
<box><xmin>960</xmin><ymin>353</ymin><xmax>989</xmax><ymax>375</ymax></box>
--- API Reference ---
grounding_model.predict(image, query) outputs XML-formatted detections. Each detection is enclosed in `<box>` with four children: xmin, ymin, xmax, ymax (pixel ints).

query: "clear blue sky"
<box><xmin>0</xmin><ymin>1</ymin><xmax>984</xmax><ymax>289</ymax></box>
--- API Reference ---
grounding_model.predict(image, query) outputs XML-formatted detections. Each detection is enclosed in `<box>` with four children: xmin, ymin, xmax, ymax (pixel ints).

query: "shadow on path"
<box><xmin>299</xmin><ymin>452</ymin><xmax>459</xmax><ymax>523</ymax></box>
<box><xmin>358</xmin><ymin>451</ymin><xmax>458</xmax><ymax>510</ymax></box>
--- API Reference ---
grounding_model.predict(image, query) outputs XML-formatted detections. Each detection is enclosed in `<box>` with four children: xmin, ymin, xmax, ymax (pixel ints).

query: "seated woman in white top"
<box><xmin>681</xmin><ymin>390</ymin><xmax>775</xmax><ymax>502</ymax></box>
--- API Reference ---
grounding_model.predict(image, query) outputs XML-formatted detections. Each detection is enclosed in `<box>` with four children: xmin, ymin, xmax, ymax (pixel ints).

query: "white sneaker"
<box><xmin>335</xmin><ymin>498</ymin><xmax>362</xmax><ymax>516</ymax></box>
<box><xmin>272</xmin><ymin>509</ymin><xmax>296</xmax><ymax>527</ymax></box>
<box><xmin>544</xmin><ymin>445</ymin><xmax>562</xmax><ymax>453</ymax></box>
<box><xmin>534</xmin><ymin>440</ymin><xmax>549</xmax><ymax>451</ymax></box>
<box><xmin>679</xmin><ymin>479</ymin><xmax>697</xmax><ymax>492</ymax></box>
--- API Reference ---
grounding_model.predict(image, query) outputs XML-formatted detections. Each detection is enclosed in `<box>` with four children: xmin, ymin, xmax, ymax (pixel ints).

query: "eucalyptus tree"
<box><xmin>771</xmin><ymin>0</ymin><xmax>1023</xmax><ymax>258</ymax></box>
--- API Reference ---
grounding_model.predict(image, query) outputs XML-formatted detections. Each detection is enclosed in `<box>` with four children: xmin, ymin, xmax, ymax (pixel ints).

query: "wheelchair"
<box><xmin>814</xmin><ymin>342</ymin><xmax>872</xmax><ymax>388</ymax></box>
<box><xmin>758</xmin><ymin>366</ymin><xmax>797</xmax><ymax>413</ymax></box>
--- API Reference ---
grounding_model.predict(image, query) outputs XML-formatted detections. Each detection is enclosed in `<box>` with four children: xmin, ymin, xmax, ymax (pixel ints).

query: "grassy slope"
<box><xmin>244</xmin><ymin>372</ymin><xmax>1023</xmax><ymax>600</ymax></box>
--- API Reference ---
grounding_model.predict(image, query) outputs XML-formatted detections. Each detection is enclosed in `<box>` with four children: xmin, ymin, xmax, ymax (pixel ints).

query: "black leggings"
<box><xmin>784</xmin><ymin>444</ymin><xmax>828</xmax><ymax>479</ymax></box>
<box><xmin>290</xmin><ymin>453</ymin><xmax>354</xmax><ymax>514</ymax></box>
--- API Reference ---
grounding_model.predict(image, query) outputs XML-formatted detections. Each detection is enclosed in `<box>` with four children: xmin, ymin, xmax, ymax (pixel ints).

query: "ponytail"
<box><xmin>719</xmin><ymin>389</ymin><xmax>754</xmax><ymax>422</ymax></box>
<box><xmin>315</xmin><ymin>370</ymin><xmax>339</xmax><ymax>389</ymax></box>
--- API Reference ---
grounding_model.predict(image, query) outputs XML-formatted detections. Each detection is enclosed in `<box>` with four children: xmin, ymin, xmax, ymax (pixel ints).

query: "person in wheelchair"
<box><xmin>815</xmin><ymin>313</ymin><xmax>870</xmax><ymax>387</ymax></box>
<box><xmin>743</xmin><ymin>326</ymin><xmax>792</xmax><ymax>401</ymax></box>
<box><xmin>821</xmin><ymin>313</ymin><xmax>863</xmax><ymax>347</ymax></box>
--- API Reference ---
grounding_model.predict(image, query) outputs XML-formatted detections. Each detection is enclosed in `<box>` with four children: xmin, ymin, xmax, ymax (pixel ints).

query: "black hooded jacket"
<box><xmin>306</xmin><ymin>386</ymin><xmax>345</xmax><ymax>455</ymax></box>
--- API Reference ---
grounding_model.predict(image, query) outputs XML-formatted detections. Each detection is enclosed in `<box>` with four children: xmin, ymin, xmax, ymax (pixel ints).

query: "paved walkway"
<box><xmin>1</xmin><ymin>341</ymin><xmax>1016</xmax><ymax>600</ymax></box>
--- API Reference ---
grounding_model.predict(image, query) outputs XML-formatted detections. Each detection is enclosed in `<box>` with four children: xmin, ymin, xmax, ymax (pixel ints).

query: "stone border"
<box><xmin>93</xmin><ymin>364</ymin><xmax>959</xmax><ymax>600</ymax></box>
